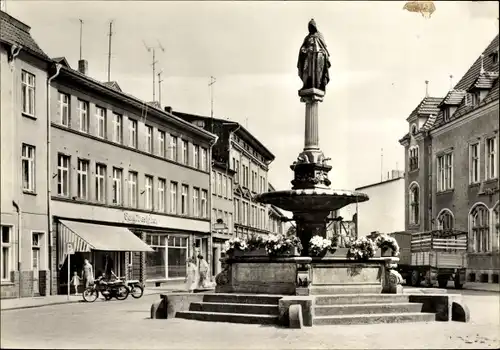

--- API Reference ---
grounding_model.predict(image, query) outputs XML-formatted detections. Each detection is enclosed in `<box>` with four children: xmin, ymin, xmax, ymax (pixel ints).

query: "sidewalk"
<box><xmin>464</xmin><ymin>282</ymin><xmax>500</xmax><ymax>293</ymax></box>
<box><xmin>1</xmin><ymin>283</ymin><xmax>186</xmax><ymax>311</ymax></box>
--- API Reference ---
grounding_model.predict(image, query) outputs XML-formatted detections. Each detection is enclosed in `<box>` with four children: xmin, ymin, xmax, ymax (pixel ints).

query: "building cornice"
<box><xmin>430</xmin><ymin>100</ymin><xmax>498</xmax><ymax>137</ymax></box>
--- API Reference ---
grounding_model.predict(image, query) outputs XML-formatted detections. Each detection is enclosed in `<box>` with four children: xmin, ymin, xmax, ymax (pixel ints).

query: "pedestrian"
<box><xmin>70</xmin><ymin>271</ymin><xmax>81</xmax><ymax>295</ymax></box>
<box><xmin>184</xmin><ymin>258</ymin><xmax>197</xmax><ymax>293</ymax></box>
<box><xmin>198</xmin><ymin>255</ymin><xmax>209</xmax><ymax>288</ymax></box>
<box><xmin>82</xmin><ymin>259</ymin><xmax>94</xmax><ymax>288</ymax></box>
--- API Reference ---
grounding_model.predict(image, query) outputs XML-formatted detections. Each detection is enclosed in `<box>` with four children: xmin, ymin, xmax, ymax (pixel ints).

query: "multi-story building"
<box><xmin>172</xmin><ymin>112</ymin><xmax>277</xmax><ymax>269</ymax></box>
<box><xmin>48</xmin><ymin>59</ymin><xmax>217</xmax><ymax>292</ymax></box>
<box><xmin>1</xmin><ymin>11</ymin><xmax>52</xmax><ymax>298</ymax></box>
<box><xmin>267</xmin><ymin>184</ymin><xmax>286</xmax><ymax>235</ymax></box>
<box><xmin>399</xmin><ymin>34</ymin><xmax>499</xmax><ymax>284</ymax></box>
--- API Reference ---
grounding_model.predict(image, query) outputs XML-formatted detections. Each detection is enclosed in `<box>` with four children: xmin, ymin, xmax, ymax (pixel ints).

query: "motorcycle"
<box><xmin>82</xmin><ymin>276</ymin><xmax>129</xmax><ymax>302</ymax></box>
<box><xmin>123</xmin><ymin>278</ymin><xmax>144</xmax><ymax>299</ymax></box>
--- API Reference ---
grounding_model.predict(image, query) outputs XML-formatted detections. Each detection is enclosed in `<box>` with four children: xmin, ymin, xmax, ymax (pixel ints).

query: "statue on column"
<box><xmin>297</xmin><ymin>19</ymin><xmax>331</xmax><ymax>92</ymax></box>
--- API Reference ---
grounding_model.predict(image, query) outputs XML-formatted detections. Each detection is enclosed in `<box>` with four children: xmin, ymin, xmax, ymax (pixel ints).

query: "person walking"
<box><xmin>198</xmin><ymin>255</ymin><xmax>209</xmax><ymax>288</ymax></box>
<box><xmin>82</xmin><ymin>259</ymin><xmax>94</xmax><ymax>288</ymax></box>
<box><xmin>184</xmin><ymin>258</ymin><xmax>198</xmax><ymax>293</ymax></box>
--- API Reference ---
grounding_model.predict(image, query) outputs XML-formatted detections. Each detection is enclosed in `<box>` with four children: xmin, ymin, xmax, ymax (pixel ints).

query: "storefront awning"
<box><xmin>58</xmin><ymin>220</ymin><xmax>154</xmax><ymax>268</ymax></box>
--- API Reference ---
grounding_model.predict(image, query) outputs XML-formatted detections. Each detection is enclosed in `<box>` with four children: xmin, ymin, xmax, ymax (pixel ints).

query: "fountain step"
<box><xmin>314</xmin><ymin>302</ymin><xmax>424</xmax><ymax>316</ymax></box>
<box><xmin>310</xmin><ymin>285</ymin><xmax>382</xmax><ymax>295</ymax></box>
<box><xmin>176</xmin><ymin>310</ymin><xmax>279</xmax><ymax>325</ymax></box>
<box><xmin>313</xmin><ymin>312</ymin><xmax>435</xmax><ymax>325</ymax></box>
<box><xmin>190</xmin><ymin>302</ymin><xmax>279</xmax><ymax>315</ymax></box>
<box><xmin>202</xmin><ymin>293</ymin><xmax>282</xmax><ymax>305</ymax></box>
<box><xmin>315</xmin><ymin>294</ymin><xmax>410</xmax><ymax>305</ymax></box>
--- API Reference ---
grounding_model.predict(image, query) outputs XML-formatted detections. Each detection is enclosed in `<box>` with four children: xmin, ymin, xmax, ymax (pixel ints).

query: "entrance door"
<box><xmin>212</xmin><ymin>247</ymin><xmax>217</xmax><ymax>276</ymax></box>
<box><xmin>32</xmin><ymin>233</ymin><xmax>41</xmax><ymax>296</ymax></box>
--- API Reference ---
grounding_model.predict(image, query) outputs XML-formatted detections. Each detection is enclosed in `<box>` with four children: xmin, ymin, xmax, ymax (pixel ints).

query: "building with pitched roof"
<box><xmin>399</xmin><ymin>34</ymin><xmax>499</xmax><ymax>284</ymax></box>
<box><xmin>1</xmin><ymin>10</ymin><xmax>52</xmax><ymax>298</ymax></box>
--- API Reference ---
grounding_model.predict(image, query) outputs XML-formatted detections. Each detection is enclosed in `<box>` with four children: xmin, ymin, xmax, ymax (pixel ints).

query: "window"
<box><xmin>168</xmin><ymin>236</ymin><xmax>188</xmax><ymax>278</ymax></box>
<box><xmin>252</xmin><ymin>171</ymin><xmax>256</xmax><ymax>191</ymax></box>
<box><xmin>95</xmin><ymin>164</ymin><xmax>106</xmax><ymax>203</ymax></box>
<box><xmin>437</xmin><ymin>210</ymin><xmax>454</xmax><ymax>230</ymax></box>
<box><xmin>409</xmin><ymin>146</ymin><xmax>419</xmax><ymax>171</ymax></box>
<box><xmin>201</xmin><ymin>147</ymin><xmax>208</xmax><ymax>171</ymax></box>
<box><xmin>128</xmin><ymin>118</ymin><xmax>137</xmax><ymax>148</ymax></box>
<box><xmin>77</xmin><ymin>159</ymin><xmax>89</xmax><ymax>199</ymax></box>
<box><xmin>409</xmin><ymin>183</ymin><xmax>419</xmax><ymax>225</ymax></box>
<box><xmin>1</xmin><ymin>226</ymin><xmax>12</xmax><ymax>281</ymax></box>
<box><xmin>212</xmin><ymin>209</ymin><xmax>217</xmax><ymax>224</ymax></box>
<box><xmin>78</xmin><ymin>100</ymin><xmax>89</xmax><ymax>133</ymax></box>
<box><xmin>201</xmin><ymin>190</ymin><xmax>208</xmax><ymax>218</ymax></box>
<box><xmin>470</xmin><ymin>204</ymin><xmax>490</xmax><ymax>253</ymax></box>
<box><xmin>465</xmin><ymin>92</ymin><xmax>479</xmax><ymax>107</ymax></box>
<box><xmin>57</xmin><ymin>154</ymin><xmax>70</xmax><ymax>196</ymax></box>
<box><xmin>96</xmin><ymin>106</ymin><xmax>106</xmax><ymax>139</ymax></box>
<box><xmin>58</xmin><ymin>92</ymin><xmax>70</xmax><ymax>126</ymax></box>
<box><xmin>234</xmin><ymin>159</ymin><xmax>240</xmax><ymax>183</ymax></box>
<box><xmin>470</xmin><ymin>143</ymin><xmax>480</xmax><ymax>184</ymax></box>
<box><xmin>145</xmin><ymin>175</ymin><xmax>153</xmax><ymax>210</ymax></box>
<box><xmin>217</xmin><ymin>173</ymin><xmax>222</xmax><ymax>196</ymax></box>
<box><xmin>193</xmin><ymin>145</ymin><xmax>200</xmax><ymax>169</ymax></box>
<box><xmin>260</xmin><ymin>176</ymin><xmax>265</xmax><ymax>193</ymax></box>
<box><xmin>158</xmin><ymin>131</ymin><xmax>166</xmax><ymax>157</ymax></box>
<box><xmin>181</xmin><ymin>184</ymin><xmax>189</xmax><ymax>215</ymax></box>
<box><xmin>158</xmin><ymin>178</ymin><xmax>166</xmax><ymax>212</ymax></box>
<box><xmin>128</xmin><ymin>172</ymin><xmax>138</xmax><ymax>208</ymax></box>
<box><xmin>170</xmin><ymin>182</ymin><xmax>178</xmax><ymax>214</ymax></box>
<box><xmin>227</xmin><ymin>177</ymin><xmax>232</xmax><ymax>200</ymax></box>
<box><xmin>181</xmin><ymin>140</ymin><xmax>188</xmax><ymax>165</ymax></box>
<box><xmin>222</xmin><ymin>175</ymin><xmax>227</xmax><ymax>197</ymax></box>
<box><xmin>21</xmin><ymin>71</ymin><xmax>35</xmax><ymax>116</ymax></box>
<box><xmin>486</xmin><ymin>136</ymin><xmax>498</xmax><ymax>180</ymax></box>
<box><xmin>22</xmin><ymin>144</ymin><xmax>35</xmax><ymax>192</ymax></box>
<box><xmin>491</xmin><ymin>51</ymin><xmax>499</xmax><ymax>65</ymax></box>
<box><xmin>193</xmin><ymin>188</ymin><xmax>200</xmax><ymax>217</ymax></box>
<box><xmin>494</xmin><ymin>205</ymin><xmax>499</xmax><ymax>252</ymax></box>
<box><xmin>112</xmin><ymin>168</ymin><xmax>123</xmax><ymax>205</ymax></box>
<box><xmin>437</xmin><ymin>153</ymin><xmax>453</xmax><ymax>192</ymax></box>
<box><xmin>211</xmin><ymin>171</ymin><xmax>216</xmax><ymax>193</ymax></box>
<box><xmin>145</xmin><ymin>234</ymin><xmax>166</xmax><ymax>279</ymax></box>
<box><xmin>112</xmin><ymin>113</ymin><xmax>123</xmax><ymax>144</ymax></box>
<box><xmin>170</xmin><ymin>136</ymin><xmax>178</xmax><ymax>161</ymax></box>
<box><xmin>234</xmin><ymin>199</ymin><xmax>240</xmax><ymax>224</ymax></box>
<box><xmin>146</xmin><ymin>125</ymin><xmax>153</xmax><ymax>153</ymax></box>
<box><xmin>228</xmin><ymin>213</ymin><xmax>233</xmax><ymax>233</ymax></box>
<box><xmin>443</xmin><ymin>108</ymin><xmax>450</xmax><ymax>122</ymax></box>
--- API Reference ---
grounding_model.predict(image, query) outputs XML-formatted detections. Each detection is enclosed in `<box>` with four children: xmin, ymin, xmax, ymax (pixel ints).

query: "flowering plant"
<box><xmin>346</xmin><ymin>236</ymin><xmax>377</xmax><ymax>261</ymax></box>
<box><xmin>223</xmin><ymin>237</ymin><xmax>248</xmax><ymax>255</ymax></box>
<box><xmin>375</xmin><ymin>234</ymin><xmax>400</xmax><ymax>257</ymax></box>
<box><xmin>246</xmin><ymin>234</ymin><xmax>268</xmax><ymax>251</ymax></box>
<box><xmin>309</xmin><ymin>235</ymin><xmax>336</xmax><ymax>257</ymax></box>
<box><xmin>265</xmin><ymin>234</ymin><xmax>302</xmax><ymax>256</ymax></box>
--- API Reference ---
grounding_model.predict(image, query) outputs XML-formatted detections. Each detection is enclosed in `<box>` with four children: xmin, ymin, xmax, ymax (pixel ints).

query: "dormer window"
<box><xmin>443</xmin><ymin>108</ymin><xmax>450</xmax><ymax>122</ymax></box>
<box><xmin>409</xmin><ymin>146</ymin><xmax>419</xmax><ymax>171</ymax></box>
<box><xmin>465</xmin><ymin>92</ymin><xmax>480</xmax><ymax>107</ymax></box>
<box><xmin>490</xmin><ymin>51</ymin><xmax>499</xmax><ymax>65</ymax></box>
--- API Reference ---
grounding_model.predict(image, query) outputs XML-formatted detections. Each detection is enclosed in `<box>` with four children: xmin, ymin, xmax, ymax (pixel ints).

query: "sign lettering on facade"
<box><xmin>123</xmin><ymin>212</ymin><xmax>159</xmax><ymax>225</ymax></box>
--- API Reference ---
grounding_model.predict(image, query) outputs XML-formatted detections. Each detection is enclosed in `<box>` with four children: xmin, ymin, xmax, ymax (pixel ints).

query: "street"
<box><xmin>1</xmin><ymin>289</ymin><xmax>499</xmax><ymax>349</ymax></box>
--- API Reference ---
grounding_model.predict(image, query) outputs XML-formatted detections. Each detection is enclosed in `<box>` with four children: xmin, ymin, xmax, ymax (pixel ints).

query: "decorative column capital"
<box><xmin>299</xmin><ymin>88</ymin><xmax>325</xmax><ymax>103</ymax></box>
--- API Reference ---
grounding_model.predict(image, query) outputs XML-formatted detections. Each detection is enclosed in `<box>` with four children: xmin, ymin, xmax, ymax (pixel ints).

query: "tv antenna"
<box><xmin>158</xmin><ymin>69</ymin><xmax>164</xmax><ymax>106</ymax></box>
<box><xmin>209</xmin><ymin>76</ymin><xmax>216</xmax><ymax>132</ymax></box>
<box><xmin>107</xmin><ymin>20</ymin><xmax>114</xmax><ymax>82</ymax></box>
<box><xmin>143</xmin><ymin>40</ymin><xmax>165</xmax><ymax>102</ymax></box>
<box><xmin>79</xmin><ymin>19</ymin><xmax>84</xmax><ymax>60</ymax></box>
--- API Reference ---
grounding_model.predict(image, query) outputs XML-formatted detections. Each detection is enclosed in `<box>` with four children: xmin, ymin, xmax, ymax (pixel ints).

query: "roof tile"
<box><xmin>473</xmin><ymin>71</ymin><xmax>499</xmax><ymax>89</ymax></box>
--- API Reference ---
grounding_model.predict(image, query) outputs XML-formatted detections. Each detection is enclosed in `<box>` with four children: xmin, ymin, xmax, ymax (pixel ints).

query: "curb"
<box><xmin>1</xmin><ymin>291</ymin><xmax>166</xmax><ymax>312</ymax></box>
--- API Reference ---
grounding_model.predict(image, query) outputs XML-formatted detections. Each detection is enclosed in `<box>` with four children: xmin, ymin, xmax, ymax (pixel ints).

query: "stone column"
<box><xmin>300</xmin><ymin>88</ymin><xmax>324</xmax><ymax>151</ymax></box>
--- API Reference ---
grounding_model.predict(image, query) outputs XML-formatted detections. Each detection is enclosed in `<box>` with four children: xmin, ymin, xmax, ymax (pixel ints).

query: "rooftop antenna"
<box><xmin>480</xmin><ymin>54</ymin><xmax>485</xmax><ymax>74</ymax></box>
<box><xmin>79</xmin><ymin>19</ymin><xmax>84</xmax><ymax>60</ymax></box>
<box><xmin>425</xmin><ymin>80</ymin><xmax>429</xmax><ymax>97</ymax></box>
<box><xmin>143</xmin><ymin>40</ymin><xmax>165</xmax><ymax>102</ymax></box>
<box><xmin>157</xmin><ymin>69</ymin><xmax>164</xmax><ymax>106</ymax></box>
<box><xmin>449</xmin><ymin>75</ymin><xmax>453</xmax><ymax>90</ymax></box>
<box><xmin>380</xmin><ymin>148</ymin><xmax>384</xmax><ymax>182</ymax></box>
<box><xmin>209</xmin><ymin>76</ymin><xmax>216</xmax><ymax>132</ymax></box>
<box><xmin>107</xmin><ymin>20</ymin><xmax>114</xmax><ymax>82</ymax></box>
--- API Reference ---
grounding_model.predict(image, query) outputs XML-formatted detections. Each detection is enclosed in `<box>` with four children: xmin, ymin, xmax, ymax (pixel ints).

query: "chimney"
<box><xmin>164</xmin><ymin>106</ymin><xmax>172</xmax><ymax>114</ymax></box>
<box><xmin>78</xmin><ymin>59</ymin><xmax>88</xmax><ymax>75</ymax></box>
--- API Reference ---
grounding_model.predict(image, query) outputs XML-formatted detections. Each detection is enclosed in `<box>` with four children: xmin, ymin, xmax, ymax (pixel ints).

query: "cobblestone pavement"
<box><xmin>1</xmin><ymin>290</ymin><xmax>499</xmax><ymax>349</ymax></box>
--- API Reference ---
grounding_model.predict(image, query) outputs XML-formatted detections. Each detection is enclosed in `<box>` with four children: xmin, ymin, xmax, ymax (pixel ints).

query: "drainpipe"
<box><xmin>12</xmin><ymin>201</ymin><xmax>21</xmax><ymax>298</ymax></box>
<box><xmin>208</xmin><ymin>135</ymin><xmax>218</xmax><ymax>280</ymax></box>
<box><xmin>46</xmin><ymin>63</ymin><xmax>62</xmax><ymax>296</ymax></box>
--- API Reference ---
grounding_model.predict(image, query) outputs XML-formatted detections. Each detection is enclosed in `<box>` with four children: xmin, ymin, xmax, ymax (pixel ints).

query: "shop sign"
<box><xmin>123</xmin><ymin>212</ymin><xmax>158</xmax><ymax>225</ymax></box>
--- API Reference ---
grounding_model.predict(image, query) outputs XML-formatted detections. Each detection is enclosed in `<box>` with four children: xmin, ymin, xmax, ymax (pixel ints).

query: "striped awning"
<box><xmin>57</xmin><ymin>220</ymin><xmax>153</xmax><ymax>268</ymax></box>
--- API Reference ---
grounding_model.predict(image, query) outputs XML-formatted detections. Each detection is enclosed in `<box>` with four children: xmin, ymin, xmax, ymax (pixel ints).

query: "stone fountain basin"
<box><xmin>255</xmin><ymin>188</ymin><xmax>369</xmax><ymax>212</ymax></box>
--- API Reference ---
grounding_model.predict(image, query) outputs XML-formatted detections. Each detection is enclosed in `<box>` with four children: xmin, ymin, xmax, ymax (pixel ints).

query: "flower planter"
<box><xmin>233</xmin><ymin>247</ymin><xmax>267</xmax><ymax>257</ymax></box>
<box><xmin>381</xmin><ymin>247</ymin><xmax>393</xmax><ymax>257</ymax></box>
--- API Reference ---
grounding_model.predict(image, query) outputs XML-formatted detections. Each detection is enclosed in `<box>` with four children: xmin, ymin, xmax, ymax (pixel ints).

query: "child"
<box><xmin>70</xmin><ymin>271</ymin><xmax>81</xmax><ymax>295</ymax></box>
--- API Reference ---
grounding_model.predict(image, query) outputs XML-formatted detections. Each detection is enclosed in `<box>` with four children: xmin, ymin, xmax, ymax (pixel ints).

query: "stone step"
<box><xmin>313</xmin><ymin>312</ymin><xmax>435</xmax><ymax>325</ymax></box>
<box><xmin>190</xmin><ymin>302</ymin><xmax>279</xmax><ymax>315</ymax></box>
<box><xmin>315</xmin><ymin>302</ymin><xmax>424</xmax><ymax>316</ymax></box>
<box><xmin>202</xmin><ymin>293</ymin><xmax>281</xmax><ymax>305</ymax></box>
<box><xmin>315</xmin><ymin>294</ymin><xmax>410</xmax><ymax>305</ymax></box>
<box><xmin>176</xmin><ymin>310</ymin><xmax>279</xmax><ymax>325</ymax></box>
<box><xmin>310</xmin><ymin>285</ymin><xmax>382</xmax><ymax>295</ymax></box>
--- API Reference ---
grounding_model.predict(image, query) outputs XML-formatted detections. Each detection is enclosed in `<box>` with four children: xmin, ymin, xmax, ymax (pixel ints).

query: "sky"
<box><xmin>5</xmin><ymin>1</ymin><xmax>499</xmax><ymax>203</ymax></box>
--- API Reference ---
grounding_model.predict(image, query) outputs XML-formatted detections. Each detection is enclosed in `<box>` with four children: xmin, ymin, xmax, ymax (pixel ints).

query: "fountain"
<box><xmin>152</xmin><ymin>19</ymin><xmax>469</xmax><ymax>328</ymax></box>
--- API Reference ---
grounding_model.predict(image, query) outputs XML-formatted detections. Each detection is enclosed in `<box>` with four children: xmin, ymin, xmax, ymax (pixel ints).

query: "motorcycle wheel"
<box><xmin>83</xmin><ymin>287</ymin><xmax>99</xmax><ymax>302</ymax></box>
<box><xmin>115</xmin><ymin>286</ymin><xmax>129</xmax><ymax>301</ymax></box>
<box><xmin>130</xmin><ymin>285</ymin><xmax>144</xmax><ymax>299</ymax></box>
<box><xmin>104</xmin><ymin>293</ymin><xmax>113</xmax><ymax>301</ymax></box>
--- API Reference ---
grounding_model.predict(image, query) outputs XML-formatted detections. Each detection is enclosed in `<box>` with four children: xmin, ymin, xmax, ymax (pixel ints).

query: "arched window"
<box><xmin>494</xmin><ymin>204</ymin><xmax>499</xmax><ymax>252</ymax></box>
<box><xmin>437</xmin><ymin>209</ymin><xmax>454</xmax><ymax>230</ymax></box>
<box><xmin>470</xmin><ymin>204</ymin><xmax>490</xmax><ymax>252</ymax></box>
<box><xmin>409</xmin><ymin>146</ymin><xmax>419</xmax><ymax>171</ymax></box>
<box><xmin>409</xmin><ymin>183</ymin><xmax>420</xmax><ymax>225</ymax></box>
